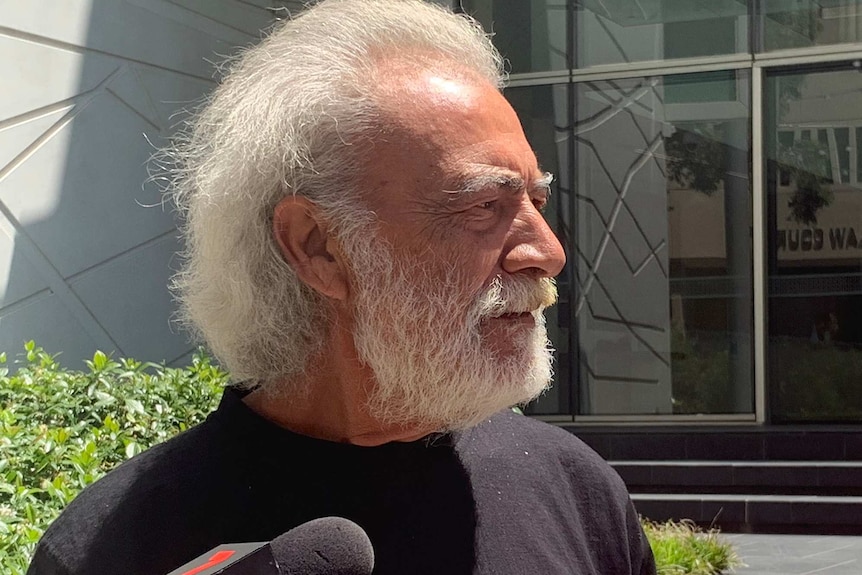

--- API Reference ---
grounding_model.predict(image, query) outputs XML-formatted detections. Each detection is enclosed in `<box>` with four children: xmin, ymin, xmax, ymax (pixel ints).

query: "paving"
<box><xmin>724</xmin><ymin>533</ymin><xmax>862</xmax><ymax>574</ymax></box>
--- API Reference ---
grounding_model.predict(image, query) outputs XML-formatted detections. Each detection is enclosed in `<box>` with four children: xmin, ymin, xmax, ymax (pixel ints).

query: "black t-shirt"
<box><xmin>28</xmin><ymin>389</ymin><xmax>655</xmax><ymax>575</ymax></box>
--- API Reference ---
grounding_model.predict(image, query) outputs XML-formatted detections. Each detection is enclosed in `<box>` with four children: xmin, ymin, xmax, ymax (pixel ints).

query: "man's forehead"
<box><xmin>374</xmin><ymin>56</ymin><xmax>486</xmax><ymax>102</ymax></box>
<box><xmin>372</xmin><ymin>65</ymin><xmax>503</xmax><ymax>138</ymax></box>
<box><xmin>445</xmin><ymin>144</ymin><xmax>542</xmax><ymax>178</ymax></box>
<box><xmin>420</xmin><ymin>74</ymin><xmax>481</xmax><ymax>108</ymax></box>
<box><xmin>363</xmin><ymin>59</ymin><xmax>539</xmax><ymax>195</ymax></box>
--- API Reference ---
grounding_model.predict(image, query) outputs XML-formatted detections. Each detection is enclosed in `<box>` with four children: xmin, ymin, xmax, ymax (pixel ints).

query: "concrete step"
<box><xmin>612</xmin><ymin>460</ymin><xmax>862</xmax><ymax>496</ymax></box>
<box><xmin>569</xmin><ymin>427</ymin><xmax>862</xmax><ymax>461</ymax></box>
<box><xmin>631</xmin><ymin>493</ymin><xmax>862</xmax><ymax>534</ymax></box>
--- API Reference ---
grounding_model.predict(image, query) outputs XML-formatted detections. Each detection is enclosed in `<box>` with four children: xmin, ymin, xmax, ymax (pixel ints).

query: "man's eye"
<box><xmin>478</xmin><ymin>201</ymin><xmax>496</xmax><ymax>210</ymax></box>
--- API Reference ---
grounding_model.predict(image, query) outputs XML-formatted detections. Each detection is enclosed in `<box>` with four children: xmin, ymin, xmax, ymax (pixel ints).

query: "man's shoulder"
<box><xmin>458</xmin><ymin>409</ymin><xmax>631</xmax><ymax>497</ymax></box>
<box><xmin>29</xmin><ymin>416</ymin><xmax>231</xmax><ymax>575</ymax></box>
<box><xmin>463</xmin><ymin>409</ymin><xmax>611</xmax><ymax>467</ymax></box>
<box><xmin>61</xmin><ymin>413</ymin><xmax>223</xmax><ymax>510</ymax></box>
<box><xmin>459</xmin><ymin>411</ymin><xmax>654</xmax><ymax>575</ymax></box>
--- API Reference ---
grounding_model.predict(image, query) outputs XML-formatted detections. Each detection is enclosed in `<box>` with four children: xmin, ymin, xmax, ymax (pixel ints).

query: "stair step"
<box><xmin>612</xmin><ymin>461</ymin><xmax>862</xmax><ymax>466</ymax></box>
<box><xmin>631</xmin><ymin>493</ymin><xmax>862</xmax><ymax>531</ymax></box>
<box><xmin>611</xmin><ymin>461</ymin><xmax>862</xmax><ymax>495</ymax></box>
<box><xmin>570</xmin><ymin>428</ymin><xmax>862</xmax><ymax>461</ymax></box>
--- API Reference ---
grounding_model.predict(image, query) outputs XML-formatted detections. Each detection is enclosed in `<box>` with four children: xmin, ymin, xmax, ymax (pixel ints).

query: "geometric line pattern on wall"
<box><xmin>574</xmin><ymin>245</ymin><xmax>670</xmax><ymax>367</ymax></box>
<box><xmin>581</xmin><ymin>358</ymin><xmax>660</xmax><ymax>385</ymax></box>
<box><xmin>575</xmin><ymin>186</ymin><xmax>668</xmax><ymax>277</ymax></box>
<box><xmin>594</xmin><ymin>14</ymin><xmax>630</xmax><ymax>64</ymax></box>
<box><xmin>0</xmin><ymin>63</ymin><xmax>146</xmax><ymax>354</ymax></box>
<box><xmin>0</xmin><ymin>1</ymin><xmax>285</xmax><ymax>365</ymax></box>
<box><xmin>106</xmin><ymin>85</ymin><xmax>162</xmax><ymax>132</ymax></box>
<box><xmin>574</xmin><ymin>131</ymin><xmax>663</xmax><ymax>316</ymax></box>
<box><xmin>0</xmin><ymin>67</ymin><xmax>122</xmax><ymax>184</ymax></box>
<box><xmin>0</xmin><ymin>194</ymin><xmax>121</xmax><ymax>352</ymax></box>
<box><xmin>573</xmin><ymin>74</ymin><xmax>673</xmax><ymax>413</ymax></box>
<box><xmin>574</xmin><ymin>79</ymin><xmax>659</xmax><ymax>137</ymax></box>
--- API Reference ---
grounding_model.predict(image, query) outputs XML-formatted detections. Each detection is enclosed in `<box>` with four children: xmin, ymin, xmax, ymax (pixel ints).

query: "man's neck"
<box><xmin>242</xmin><ymin>322</ymin><xmax>437</xmax><ymax>446</ymax></box>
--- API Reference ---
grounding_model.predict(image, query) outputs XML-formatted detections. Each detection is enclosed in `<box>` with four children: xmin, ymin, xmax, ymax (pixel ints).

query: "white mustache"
<box><xmin>474</xmin><ymin>276</ymin><xmax>558</xmax><ymax>319</ymax></box>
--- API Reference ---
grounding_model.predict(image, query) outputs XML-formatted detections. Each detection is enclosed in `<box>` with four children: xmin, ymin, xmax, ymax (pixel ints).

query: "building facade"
<box><xmin>2</xmin><ymin>1</ymin><xmax>860</xmax><ymax>428</ymax></box>
<box><xmin>458</xmin><ymin>0</ymin><xmax>862</xmax><ymax>427</ymax></box>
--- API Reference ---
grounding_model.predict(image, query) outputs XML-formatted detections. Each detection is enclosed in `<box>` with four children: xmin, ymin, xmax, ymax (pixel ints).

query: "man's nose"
<box><xmin>501</xmin><ymin>200</ymin><xmax>566</xmax><ymax>278</ymax></box>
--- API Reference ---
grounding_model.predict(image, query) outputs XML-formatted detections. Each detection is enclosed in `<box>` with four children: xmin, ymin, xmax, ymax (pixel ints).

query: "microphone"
<box><xmin>274</xmin><ymin>517</ymin><xmax>374</xmax><ymax>575</ymax></box>
<box><xmin>166</xmin><ymin>517</ymin><xmax>375</xmax><ymax>575</ymax></box>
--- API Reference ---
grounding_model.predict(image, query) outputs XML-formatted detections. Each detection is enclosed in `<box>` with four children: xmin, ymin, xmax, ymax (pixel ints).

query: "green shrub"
<box><xmin>642</xmin><ymin>519</ymin><xmax>740</xmax><ymax>575</ymax></box>
<box><xmin>0</xmin><ymin>342</ymin><xmax>227</xmax><ymax>575</ymax></box>
<box><xmin>769</xmin><ymin>338</ymin><xmax>862</xmax><ymax>421</ymax></box>
<box><xmin>670</xmin><ymin>328</ymin><xmax>735</xmax><ymax>415</ymax></box>
<box><xmin>671</xmin><ymin>328</ymin><xmax>862</xmax><ymax>419</ymax></box>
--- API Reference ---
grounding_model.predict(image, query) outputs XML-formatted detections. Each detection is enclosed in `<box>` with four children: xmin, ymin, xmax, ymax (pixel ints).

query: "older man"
<box><xmin>29</xmin><ymin>1</ymin><xmax>655</xmax><ymax>574</ymax></box>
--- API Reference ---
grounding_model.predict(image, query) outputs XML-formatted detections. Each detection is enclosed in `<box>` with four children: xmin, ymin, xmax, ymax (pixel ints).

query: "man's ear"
<box><xmin>272</xmin><ymin>195</ymin><xmax>349</xmax><ymax>301</ymax></box>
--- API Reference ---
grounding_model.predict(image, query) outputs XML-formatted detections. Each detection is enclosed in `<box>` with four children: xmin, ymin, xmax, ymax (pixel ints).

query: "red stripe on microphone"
<box><xmin>179</xmin><ymin>550</ymin><xmax>236</xmax><ymax>575</ymax></box>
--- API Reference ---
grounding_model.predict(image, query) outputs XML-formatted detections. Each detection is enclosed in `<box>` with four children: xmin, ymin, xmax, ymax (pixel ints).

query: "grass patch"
<box><xmin>643</xmin><ymin>518</ymin><xmax>741</xmax><ymax>575</ymax></box>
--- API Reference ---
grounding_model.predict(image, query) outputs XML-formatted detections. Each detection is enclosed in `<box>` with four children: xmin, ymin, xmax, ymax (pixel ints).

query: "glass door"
<box><xmin>765</xmin><ymin>62</ymin><xmax>862</xmax><ymax>422</ymax></box>
<box><xmin>570</xmin><ymin>70</ymin><xmax>754</xmax><ymax>416</ymax></box>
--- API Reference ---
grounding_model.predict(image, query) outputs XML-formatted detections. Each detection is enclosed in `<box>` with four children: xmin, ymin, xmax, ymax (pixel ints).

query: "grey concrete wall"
<box><xmin>0</xmin><ymin>0</ymin><xmax>283</xmax><ymax>368</ymax></box>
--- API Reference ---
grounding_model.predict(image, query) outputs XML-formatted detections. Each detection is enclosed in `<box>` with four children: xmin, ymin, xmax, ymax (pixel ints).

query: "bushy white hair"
<box><xmin>168</xmin><ymin>0</ymin><xmax>504</xmax><ymax>388</ymax></box>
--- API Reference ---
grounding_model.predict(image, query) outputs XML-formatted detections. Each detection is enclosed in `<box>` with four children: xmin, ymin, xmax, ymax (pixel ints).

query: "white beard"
<box><xmin>341</xmin><ymin>231</ymin><xmax>557</xmax><ymax>431</ymax></box>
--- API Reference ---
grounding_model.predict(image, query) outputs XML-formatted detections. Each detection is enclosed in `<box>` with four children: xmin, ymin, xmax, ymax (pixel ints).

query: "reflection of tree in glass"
<box><xmin>665</xmin><ymin>120</ymin><xmax>832</xmax><ymax>225</ymax></box>
<box><xmin>764</xmin><ymin>1</ymin><xmax>823</xmax><ymax>50</ymax></box>
<box><xmin>776</xmin><ymin>74</ymin><xmax>804</xmax><ymax>116</ymax></box>
<box><xmin>664</xmin><ymin>124</ymin><xmax>726</xmax><ymax>196</ymax></box>
<box><xmin>773</xmin><ymin>71</ymin><xmax>834</xmax><ymax>226</ymax></box>
<box><xmin>778</xmin><ymin>139</ymin><xmax>833</xmax><ymax>225</ymax></box>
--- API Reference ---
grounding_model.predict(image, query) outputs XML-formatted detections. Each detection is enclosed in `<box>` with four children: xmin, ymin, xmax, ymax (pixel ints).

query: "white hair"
<box><xmin>167</xmin><ymin>0</ymin><xmax>504</xmax><ymax>388</ymax></box>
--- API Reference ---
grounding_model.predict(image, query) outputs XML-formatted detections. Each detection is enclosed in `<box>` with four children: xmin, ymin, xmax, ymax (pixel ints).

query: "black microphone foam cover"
<box><xmin>271</xmin><ymin>517</ymin><xmax>374</xmax><ymax>575</ymax></box>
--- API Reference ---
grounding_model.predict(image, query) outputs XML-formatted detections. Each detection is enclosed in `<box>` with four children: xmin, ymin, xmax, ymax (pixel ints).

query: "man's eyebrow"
<box><xmin>535</xmin><ymin>171</ymin><xmax>554</xmax><ymax>195</ymax></box>
<box><xmin>444</xmin><ymin>165</ymin><xmax>554</xmax><ymax>196</ymax></box>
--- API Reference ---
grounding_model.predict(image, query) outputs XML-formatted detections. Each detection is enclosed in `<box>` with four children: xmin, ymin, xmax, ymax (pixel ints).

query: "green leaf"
<box><xmin>92</xmin><ymin>350</ymin><xmax>108</xmax><ymax>371</ymax></box>
<box><xmin>94</xmin><ymin>390</ymin><xmax>116</xmax><ymax>404</ymax></box>
<box><xmin>102</xmin><ymin>415</ymin><xmax>119</xmax><ymax>434</ymax></box>
<box><xmin>125</xmin><ymin>398</ymin><xmax>145</xmax><ymax>415</ymax></box>
<box><xmin>124</xmin><ymin>442</ymin><xmax>141</xmax><ymax>459</ymax></box>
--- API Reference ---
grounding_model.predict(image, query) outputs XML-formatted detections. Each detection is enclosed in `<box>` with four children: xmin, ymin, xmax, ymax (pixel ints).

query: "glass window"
<box><xmin>572</xmin><ymin>70</ymin><xmax>753</xmax><ymax>415</ymax></box>
<box><xmin>460</xmin><ymin>0</ymin><xmax>568</xmax><ymax>74</ymax></box>
<box><xmin>574</xmin><ymin>0</ymin><xmax>749</xmax><ymax>69</ymax></box>
<box><xmin>761</xmin><ymin>0</ymin><xmax>862</xmax><ymax>52</ymax></box>
<box><xmin>505</xmin><ymin>84</ymin><xmax>573</xmax><ymax>415</ymax></box>
<box><xmin>765</xmin><ymin>63</ymin><xmax>862</xmax><ymax>422</ymax></box>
